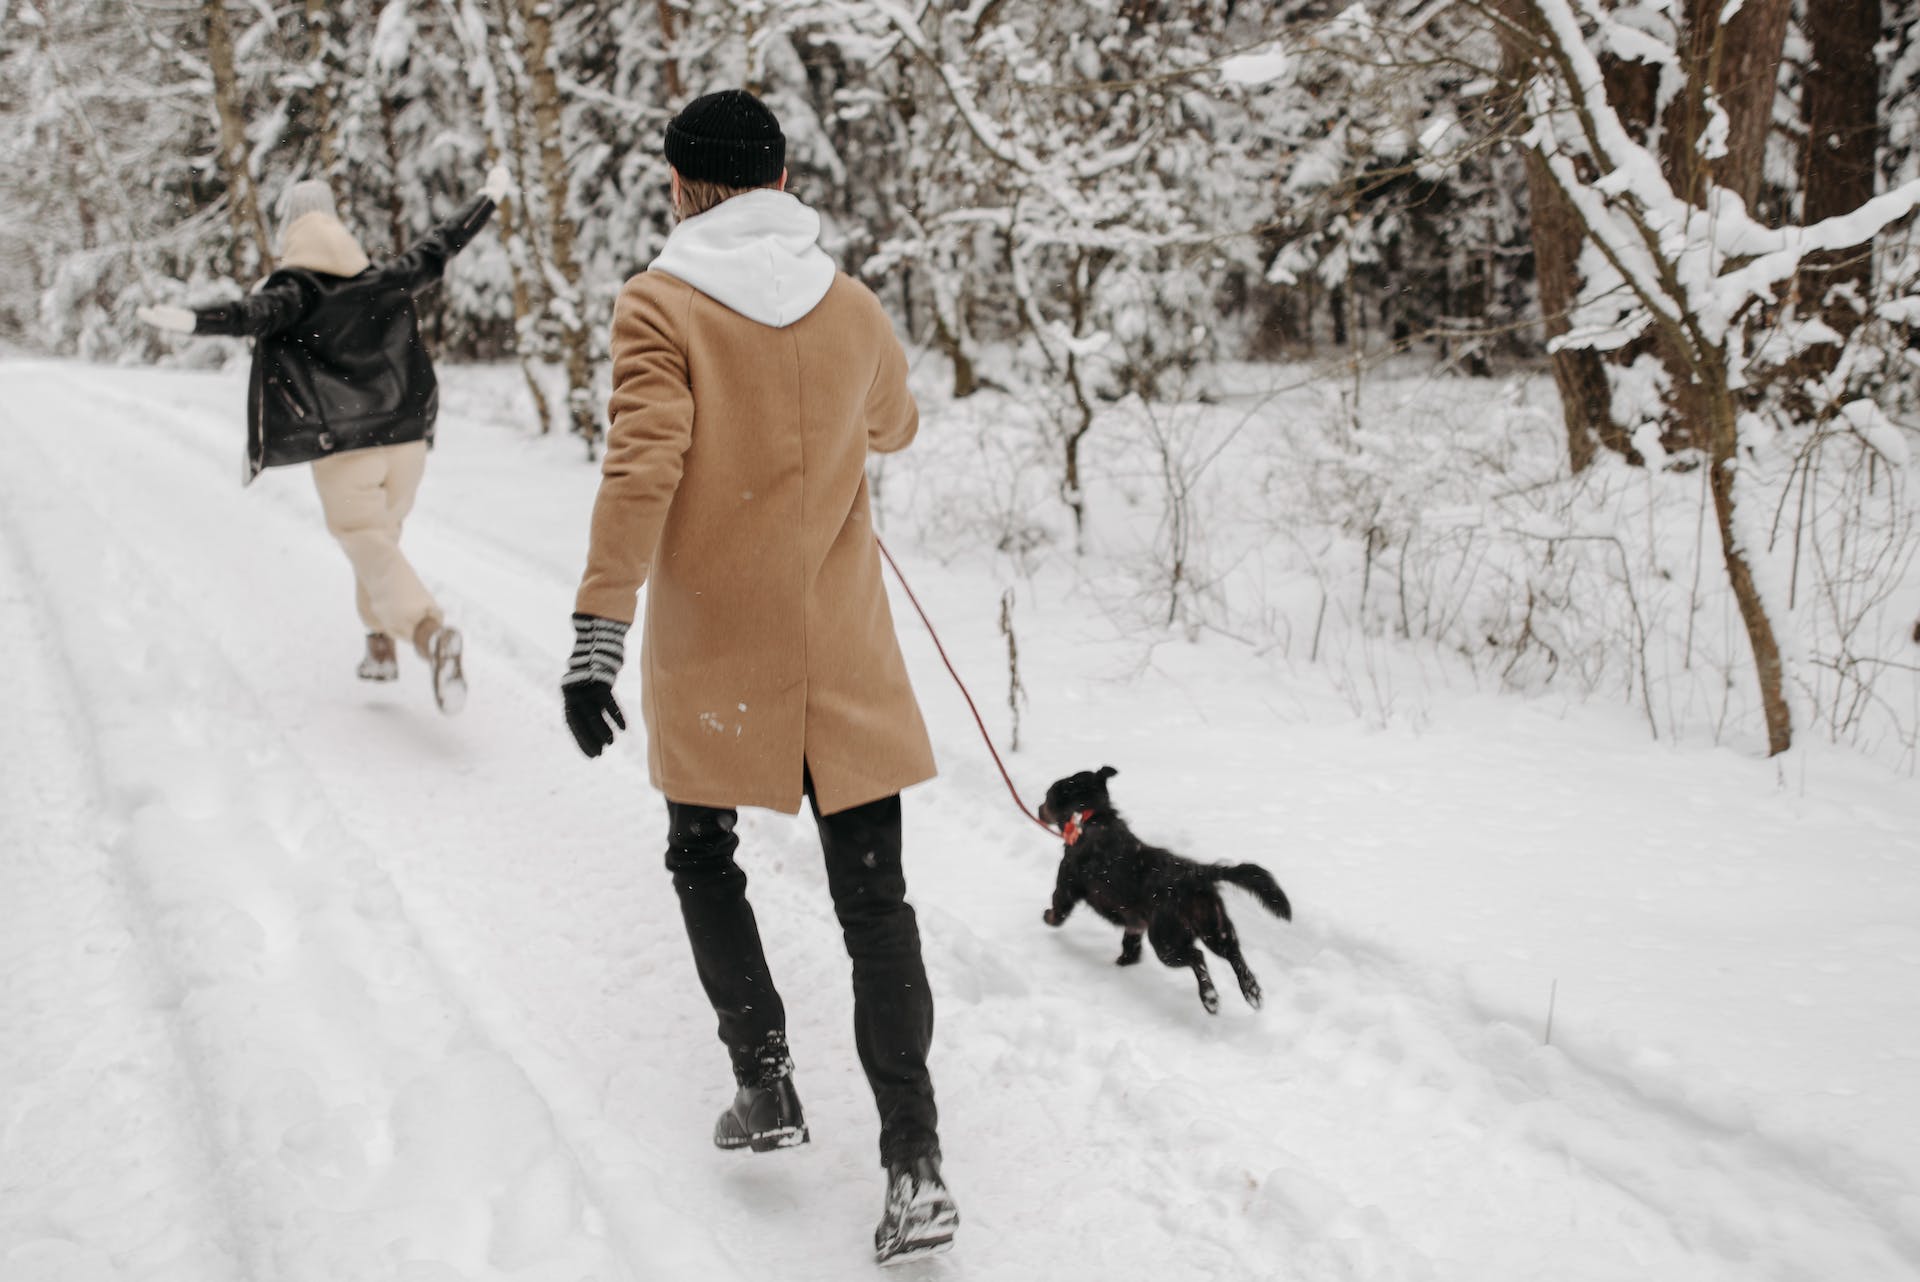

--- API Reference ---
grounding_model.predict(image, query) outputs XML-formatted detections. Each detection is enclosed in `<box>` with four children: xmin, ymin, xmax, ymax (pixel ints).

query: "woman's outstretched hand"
<box><xmin>135</xmin><ymin>304</ymin><xmax>196</xmax><ymax>335</ymax></box>
<box><xmin>481</xmin><ymin>164</ymin><xmax>516</xmax><ymax>205</ymax></box>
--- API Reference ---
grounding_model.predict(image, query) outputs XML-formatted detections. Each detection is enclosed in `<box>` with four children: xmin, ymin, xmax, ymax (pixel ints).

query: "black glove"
<box><xmin>565</xmin><ymin>681</ymin><xmax>625</xmax><ymax>758</ymax></box>
<box><xmin>562</xmin><ymin>613</ymin><xmax>629</xmax><ymax>758</ymax></box>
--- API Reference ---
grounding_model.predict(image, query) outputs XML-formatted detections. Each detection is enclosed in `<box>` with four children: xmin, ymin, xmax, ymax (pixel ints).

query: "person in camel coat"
<box><xmin>559</xmin><ymin>88</ymin><xmax>956</xmax><ymax>1264</ymax></box>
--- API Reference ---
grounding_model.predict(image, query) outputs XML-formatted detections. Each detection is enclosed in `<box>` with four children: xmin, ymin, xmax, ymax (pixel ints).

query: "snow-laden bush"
<box><xmin>891</xmin><ymin>350</ymin><xmax>1920</xmax><ymax>765</ymax></box>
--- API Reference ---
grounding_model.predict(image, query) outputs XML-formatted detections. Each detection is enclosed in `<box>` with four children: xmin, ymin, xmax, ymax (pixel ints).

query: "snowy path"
<box><xmin>4</xmin><ymin>358</ymin><xmax>1919</xmax><ymax>1281</ymax></box>
<box><xmin>0</xmin><ymin>499</ymin><xmax>247</xmax><ymax>1282</ymax></box>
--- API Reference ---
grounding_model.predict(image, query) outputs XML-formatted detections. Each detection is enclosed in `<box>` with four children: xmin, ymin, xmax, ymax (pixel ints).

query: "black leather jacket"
<box><xmin>195</xmin><ymin>196</ymin><xmax>496</xmax><ymax>483</ymax></box>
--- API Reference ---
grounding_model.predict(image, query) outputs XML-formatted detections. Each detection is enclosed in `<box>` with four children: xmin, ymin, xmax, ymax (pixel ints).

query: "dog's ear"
<box><xmin>1097</xmin><ymin>765</ymin><xmax>1118</xmax><ymax>780</ymax></box>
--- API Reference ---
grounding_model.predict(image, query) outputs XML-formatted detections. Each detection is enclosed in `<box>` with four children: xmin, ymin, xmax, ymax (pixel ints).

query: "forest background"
<box><xmin>5</xmin><ymin>0</ymin><xmax>1920</xmax><ymax>766</ymax></box>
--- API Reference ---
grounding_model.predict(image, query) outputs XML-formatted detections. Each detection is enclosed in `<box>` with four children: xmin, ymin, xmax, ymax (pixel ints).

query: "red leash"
<box><xmin>876</xmin><ymin>535</ymin><xmax>1058</xmax><ymax>838</ymax></box>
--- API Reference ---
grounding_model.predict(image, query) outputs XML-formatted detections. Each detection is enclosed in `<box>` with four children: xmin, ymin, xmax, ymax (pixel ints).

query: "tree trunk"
<box><xmin>1661</xmin><ymin>0</ymin><xmax>1791</xmax><ymax>205</ymax></box>
<box><xmin>1061</xmin><ymin>352</ymin><xmax>1093</xmax><ymax>549</ymax></box>
<box><xmin>1685</xmin><ymin>0</ymin><xmax>1795</xmax><ymax>752</ymax></box>
<box><xmin>486</xmin><ymin>0</ymin><xmax>555</xmax><ymax>332</ymax></box>
<box><xmin>655</xmin><ymin>0</ymin><xmax>684</xmax><ymax>100</ymax></box>
<box><xmin>1795</xmin><ymin>0</ymin><xmax>1881</xmax><ymax>379</ymax></box>
<box><xmin>1631</xmin><ymin>0</ymin><xmax>1791</xmax><ymax>455</ymax></box>
<box><xmin>303</xmin><ymin>0</ymin><xmax>341</xmax><ymax>177</ymax></box>
<box><xmin>934</xmin><ymin>309</ymin><xmax>977</xmax><ymax>399</ymax></box>
<box><xmin>1523</xmin><ymin>147</ymin><xmax>1634</xmax><ymax>471</ymax></box>
<box><xmin>499</xmin><ymin>185</ymin><xmax>557</xmax><ymax>434</ymax></box>
<box><xmin>1702</xmin><ymin>373</ymin><xmax>1794</xmax><ymax>754</ymax></box>
<box><xmin>204</xmin><ymin>0</ymin><xmax>272</xmax><ymax>276</ymax></box>
<box><xmin>452</xmin><ymin>0</ymin><xmax>553</xmax><ymax>433</ymax></box>
<box><xmin>1512</xmin><ymin>0</ymin><xmax>1798</xmax><ymax>753</ymax></box>
<box><xmin>515</xmin><ymin>0</ymin><xmax>600</xmax><ymax>456</ymax></box>
<box><xmin>375</xmin><ymin>82</ymin><xmax>411</xmax><ymax>254</ymax></box>
<box><xmin>1708</xmin><ymin>0</ymin><xmax>1795</xmax><ymax>206</ymax></box>
<box><xmin>1501</xmin><ymin>0</ymin><xmax>1640</xmax><ymax>469</ymax></box>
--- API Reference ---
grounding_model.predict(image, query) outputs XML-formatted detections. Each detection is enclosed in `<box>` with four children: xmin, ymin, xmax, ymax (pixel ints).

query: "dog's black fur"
<box><xmin>1037</xmin><ymin>766</ymin><xmax>1292</xmax><ymax>1014</ymax></box>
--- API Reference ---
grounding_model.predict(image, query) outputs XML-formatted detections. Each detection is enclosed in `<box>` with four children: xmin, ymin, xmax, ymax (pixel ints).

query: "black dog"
<box><xmin>1037</xmin><ymin>766</ymin><xmax>1292</xmax><ymax>1014</ymax></box>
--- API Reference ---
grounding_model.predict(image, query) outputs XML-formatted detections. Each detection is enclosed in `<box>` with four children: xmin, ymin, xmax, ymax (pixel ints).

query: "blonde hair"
<box><xmin>675</xmin><ymin>174</ymin><xmax>776</xmax><ymax>221</ymax></box>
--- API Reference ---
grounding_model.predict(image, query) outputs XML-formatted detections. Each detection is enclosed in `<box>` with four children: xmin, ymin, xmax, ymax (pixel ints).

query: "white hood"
<box><xmin>648</xmin><ymin>189</ymin><xmax>836</xmax><ymax>329</ymax></box>
<box><xmin>278</xmin><ymin>211</ymin><xmax>371</xmax><ymax>277</ymax></box>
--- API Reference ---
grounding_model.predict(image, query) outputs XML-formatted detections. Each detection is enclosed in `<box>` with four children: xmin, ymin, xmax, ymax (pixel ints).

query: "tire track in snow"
<box><xmin>17</xmin><ymin>359</ymin><xmax>1920</xmax><ymax>1280</ymax></box>
<box><xmin>10</xmin><ymin>362</ymin><xmax>789</xmax><ymax>1282</ymax></box>
<box><xmin>14</xmin><ymin>364</ymin><xmax>783</xmax><ymax>1277</ymax></box>
<box><xmin>0</xmin><ymin>503</ymin><xmax>249</xmax><ymax>1282</ymax></box>
<box><xmin>0</xmin><ymin>380</ymin><xmax>643</xmax><ymax>1282</ymax></box>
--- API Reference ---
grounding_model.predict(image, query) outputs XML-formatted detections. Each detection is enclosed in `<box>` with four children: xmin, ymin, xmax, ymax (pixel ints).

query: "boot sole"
<box><xmin>714</xmin><ymin>1123</ymin><xmax>810</xmax><ymax>1152</ymax></box>
<box><xmin>876</xmin><ymin>1209</ymin><xmax>958</xmax><ymax>1267</ymax></box>
<box><xmin>749</xmin><ymin>1124</ymin><xmax>810</xmax><ymax>1153</ymax></box>
<box><xmin>432</xmin><ymin>628</ymin><xmax>467</xmax><ymax>716</ymax></box>
<box><xmin>877</xmin><ymin>1234</ymin><xmax>954</xmax><ymax>1267</ymax></box>
<box><xmin>876</xmin><ymin>1195</ymin><xmax>959</xmax><ymax>1265</ymax></box>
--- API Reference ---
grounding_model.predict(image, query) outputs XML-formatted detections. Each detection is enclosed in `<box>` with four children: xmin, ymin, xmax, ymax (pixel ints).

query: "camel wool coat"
<box><xmin>575</xmin><ymin>190</ymin><xmax>936</xmax><ymax>816</ymax></box>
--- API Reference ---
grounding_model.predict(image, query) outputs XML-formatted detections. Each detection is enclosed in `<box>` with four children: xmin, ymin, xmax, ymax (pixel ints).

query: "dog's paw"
<box><xmin>1042</xmin><ymin>908</ymin><xmax>1062</xmax><ymax>927</ymax></box>
<box><xmin>1241</xmin><ymin>982</ymin><xmax>1263</xmax><ymax>1009</ymax></box>
<box><xmin>1115</xmin><ymin>951</ymin><xmax>1141</xmax><ymax>966</ymax></box>
<box><xmin>1200</xmin><ymin>987</ymin><xmax>1221</xmax><ymax>1015</ymax></box>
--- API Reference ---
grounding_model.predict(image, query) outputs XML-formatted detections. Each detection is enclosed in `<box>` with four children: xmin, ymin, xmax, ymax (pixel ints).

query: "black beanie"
<box><xmin>664</xmin><ymin>89</ymin><xmax>786</xmax><ymax>188</ymax></box>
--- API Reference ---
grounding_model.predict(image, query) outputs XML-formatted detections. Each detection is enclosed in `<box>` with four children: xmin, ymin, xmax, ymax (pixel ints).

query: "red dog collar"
<box><xmin>1062</xmin><ymin>809</ymin><xmax>1096</xmax><ymax>846</ymax></box>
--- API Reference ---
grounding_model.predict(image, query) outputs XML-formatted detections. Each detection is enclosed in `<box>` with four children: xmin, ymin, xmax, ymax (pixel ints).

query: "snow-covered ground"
<box><xmin>3</xmin><ymin>356</ymin><xmax>1919</xmax><ymax>1282</ymax></box>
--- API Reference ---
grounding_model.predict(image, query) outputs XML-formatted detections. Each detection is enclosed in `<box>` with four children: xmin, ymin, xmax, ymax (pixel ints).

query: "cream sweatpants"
<box><xmin>310</xmin><ymin>441</ymin><xmax>441</xmax><ymax>644</ymax></box>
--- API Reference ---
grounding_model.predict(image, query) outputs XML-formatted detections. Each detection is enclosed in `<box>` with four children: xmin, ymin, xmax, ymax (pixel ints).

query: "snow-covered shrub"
<box><xmin>889</xmin><ymin>349</ymin><xmax>1918</xmax><ymax>762</ymax></box>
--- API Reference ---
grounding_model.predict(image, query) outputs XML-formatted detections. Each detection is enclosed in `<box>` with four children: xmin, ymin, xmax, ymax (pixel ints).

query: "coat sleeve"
<box><xmin>864</xmin><ymin>304</ymin><xmax>919</xmax><ymax>456</ymax></box>
<box><xmin>388</xmin><ymin>196</ymin><xmax>497</xmax><ymax>297</ymax></box>
<box><xmin>192</xmin><ymin>279</ymin><xmax>310</xmax><ymax>339</ymax></box>
<box><xmin>574</xmin><ymin>280</ymin><xmax>695</xmax><ymax>624</ymax></box>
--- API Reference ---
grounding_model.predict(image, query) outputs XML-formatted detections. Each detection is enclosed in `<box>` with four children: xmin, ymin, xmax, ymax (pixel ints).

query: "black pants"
<box><xmin>664</xmin><ymin>775</ymin><xmax>939</xmax><ymax>1167</ymax></box>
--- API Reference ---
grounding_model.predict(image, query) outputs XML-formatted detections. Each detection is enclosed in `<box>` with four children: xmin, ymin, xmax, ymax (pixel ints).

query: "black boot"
<box><xmin>713</xmin><ymin>1033</ymin><xmax>809</xmax><ymax>1153</ymax></box>
<box><xmin>873</xmin><ymin>1154</ymin><xmax>958</xmax><ymax>1265</ymax></box>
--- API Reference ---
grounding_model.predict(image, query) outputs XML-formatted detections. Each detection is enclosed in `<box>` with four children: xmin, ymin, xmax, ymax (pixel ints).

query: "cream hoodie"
<box><xmin>278</xmin><ymin>212</ymin><xmax>371</xmax><ymax>277</ymax></box>
<box><xmin>647</xmin><ymin>189</ymin><xmax>836</xmax><ymax>329</ymax></box>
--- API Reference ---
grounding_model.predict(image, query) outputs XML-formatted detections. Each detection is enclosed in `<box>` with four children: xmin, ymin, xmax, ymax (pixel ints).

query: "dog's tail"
<box><xmin>1210</xmin><ymin>863</ymin><xmax>1292</xmax><ymax>921</ymax></box>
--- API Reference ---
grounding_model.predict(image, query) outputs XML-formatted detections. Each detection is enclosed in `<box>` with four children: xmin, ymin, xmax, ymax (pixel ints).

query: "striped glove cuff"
<box><xmin>563</xmin><ymin>613</ymin><xmax>628</xmax><ymax>687</ymax></box>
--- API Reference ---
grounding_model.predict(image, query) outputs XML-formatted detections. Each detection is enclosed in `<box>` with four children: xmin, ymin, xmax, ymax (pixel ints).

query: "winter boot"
<box><xmin>873</xmin><ymin>1154</ymin><xmax>958</xmax><ymax>1266</ymax></box>
<box><xmin>415</xmin><ymin>618</ymin><xmax>467</xmax><ymax>716</ymax></box>
<box><xmin>713</xmin><ymin>1032</ymin><xmax>809</xmax><ymax>1153</ymax></box>
<box><xmin>357</xmin><ymin>633</ymin><xmax>398</xmax><ymax>682</ymax></box>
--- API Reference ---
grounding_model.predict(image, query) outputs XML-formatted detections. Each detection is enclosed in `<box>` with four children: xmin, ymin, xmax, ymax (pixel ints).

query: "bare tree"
<box><xmin>302</xmin><ymin>0</ymin><xmax>342</xmax><ymax>178</ymax></box>
<box><xmin>1504</xmin><ymin>0</ymin><xmax>1920</xmax><ymax>755</ymax></box>
<box><xmin>656</xmin><ymin>0</ymin><xmax>684</xmax><ymax>100</ymax></box>
<box><xmin>513</xmin><ymin>0</ymin><xmax>600</xmax><ymax>456</ymax></box>
<box><xmin>1795</xmin><ymin>0</ymin><xmax>1883</xmax><ymax>381</ymax></box>
<box><xmin>204</xmin><ymin>0</ymin><xmax>273</xmax><ymax>275</ymax></box>
<box><xmin>443</xmin><ymin>0</ymin><xmax>554</xmax><ymax>433</ymax></box>
<box><xmin>1498</xmin><ymin>4</ymin><xmax>1634</xmax><ymax>471</ymax></box>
